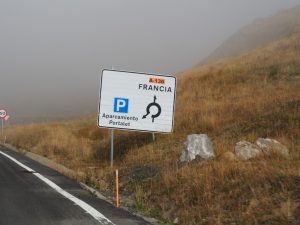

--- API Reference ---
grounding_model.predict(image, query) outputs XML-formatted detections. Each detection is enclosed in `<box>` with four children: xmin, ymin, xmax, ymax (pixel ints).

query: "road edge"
<box><xmin>0</xmin><ymin>143</ymin><xmax>159</xmax><ymax>225</ymax></box>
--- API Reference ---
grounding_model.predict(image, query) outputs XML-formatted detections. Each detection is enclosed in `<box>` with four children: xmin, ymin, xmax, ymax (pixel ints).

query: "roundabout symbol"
<box><xmin>142</xmin><ymin>95</ymin><xmax>161</xmax><ymax>123</ymax></box>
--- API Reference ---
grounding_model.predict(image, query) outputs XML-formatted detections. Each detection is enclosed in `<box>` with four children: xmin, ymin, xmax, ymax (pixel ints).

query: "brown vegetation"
<box><xmin>5</xmin><ymin>32</ymin><xmax>300</xmax><ymax>224</ymax></box>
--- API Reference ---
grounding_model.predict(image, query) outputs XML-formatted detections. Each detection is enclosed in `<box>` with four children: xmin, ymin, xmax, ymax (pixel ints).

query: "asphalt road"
<box><xmin>0</xmin><ymin>145</ymin><xmax>151</xmax><ymax>225</ymax></box>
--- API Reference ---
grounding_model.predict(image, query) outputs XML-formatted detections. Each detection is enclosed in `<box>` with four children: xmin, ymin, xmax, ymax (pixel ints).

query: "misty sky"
<box><xmin>1</xmin><ymin>0</ymin><xmax>299</xmax><ymax>123</ymax></box>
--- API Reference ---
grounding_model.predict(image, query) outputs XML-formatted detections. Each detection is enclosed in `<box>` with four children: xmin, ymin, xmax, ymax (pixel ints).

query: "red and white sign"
<box><xmin>4</xmin><ymin>115</ymin><xmax>10</xmax><ymax>121</ymax></box>
<box><xmin>0</xmin><ymin>109</ymin><xmax>7</xmax><ymax>119</ymax></box>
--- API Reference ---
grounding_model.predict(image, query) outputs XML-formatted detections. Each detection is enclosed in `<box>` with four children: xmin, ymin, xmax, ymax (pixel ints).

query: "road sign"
<box><xmin>98</xmin><ymin>70</ymin><xmax>176</xmax><ymax>133</ymax></box>
<box><xmin>0</xmin><ymin>109</ymin><xmax>7</xmax><ymax>119</ymax></box>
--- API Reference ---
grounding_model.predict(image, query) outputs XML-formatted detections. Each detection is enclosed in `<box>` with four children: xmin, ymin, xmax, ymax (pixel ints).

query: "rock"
<box><xmin>234</xmin><ymin>141</ymin><xmax>263</xmax><ymax>160</ymax></box>
<box><xmin>219</xmin><ymin>151</ymin><xmax>238</xmax><ymax>161</ymax></box>
<box><xmin>180</xmin><ymin>134</ymin><xmax>214</xmax><ymax>162</ymax></box>
<box><xmin>256</xmin><ymin>138</ymin><xmax>289</xmax><ymax>157</ymax></box>
<box><xmin>173</xmin><ymin>217</ymin><xmax>179</xmax><ymax>224</ymax></box>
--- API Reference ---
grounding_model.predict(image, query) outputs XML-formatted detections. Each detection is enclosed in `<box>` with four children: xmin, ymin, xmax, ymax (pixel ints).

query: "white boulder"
<box><xmin>234</xmin><ymin>141</ymin><xmax>263</xmax><ymax>160</ymax></box>
<box><xmin>256</xmin><ymin>138</ymin><xmax>289</xmax><ymax>157</ymax></box>
<box><xmin>180</xmin><ymin>134</ymin><xmax>214</xmax><ymax>162</ymax></box>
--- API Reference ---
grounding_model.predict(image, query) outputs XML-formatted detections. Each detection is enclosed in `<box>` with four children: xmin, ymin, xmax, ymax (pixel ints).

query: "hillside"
<box><xmin>5</xmin><ymin>31</ymin><xmax>300</xmax><ymax>224</ymax></box>
<box><xmin>202</xmin><ymin>5</ymin><xmax>300</xmax><ymax>64</ymax></box>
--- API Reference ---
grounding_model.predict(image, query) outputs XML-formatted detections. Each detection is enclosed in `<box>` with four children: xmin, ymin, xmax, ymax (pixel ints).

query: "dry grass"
<box><xmin>5</xmin><ymin>32</ymin><xmax>300</xmax><ymax>224</ymax></box>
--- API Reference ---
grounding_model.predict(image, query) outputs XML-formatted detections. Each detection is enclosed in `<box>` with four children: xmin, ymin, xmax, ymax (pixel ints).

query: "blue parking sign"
<box><xmin>114</xmin><ymin>98</ymin><xmax>129</xmax><ymax>113</ymax></box>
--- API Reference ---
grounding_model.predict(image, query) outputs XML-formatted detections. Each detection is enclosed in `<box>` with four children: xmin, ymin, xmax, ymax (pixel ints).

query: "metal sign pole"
<box><xmin>1</xmin><ymin>119</ymin><xmax>3</xmax><ymax>143</ymax></box>
<box><xmin>152</xmin><ymin>132</ymin><xmax>155</xmax><ymax>142</ymax></box>
<box><xmin>111</xmin><ymin>129</ymin><xmax>114</xmax><ymax>168</ymax></box>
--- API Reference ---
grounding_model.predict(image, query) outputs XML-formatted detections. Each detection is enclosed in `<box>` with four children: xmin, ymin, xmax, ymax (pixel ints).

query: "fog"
<box><xmin>1</xmin><ymin>0</ymin><xmax>299</xmax><ymax>123</ymax></box>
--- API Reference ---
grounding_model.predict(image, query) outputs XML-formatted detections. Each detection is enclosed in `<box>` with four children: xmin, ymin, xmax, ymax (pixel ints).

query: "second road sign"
<box><xmin>98</xmin><ymin>70</ymin><xmax>176</xmax><ymax>133</ymax></box>
<box><xmin>0</xmin><ymin>109</ymin><xmax>7</xmax><ymax>119</ymax></box>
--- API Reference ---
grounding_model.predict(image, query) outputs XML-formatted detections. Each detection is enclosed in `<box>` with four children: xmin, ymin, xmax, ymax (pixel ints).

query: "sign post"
<box><xmin>111</xmin><ymin>129</ymin><xmax>114</xmax><ymax>168</ymax></box>
<box><xmin>1</xmin><ymin>119</ymin><xmax>3</xmax><ymax>140</ymax></box>
<box><xmin>98</xmin><ymin>70</ymin><xmax>176</xmax><ymax>167</ymax></box>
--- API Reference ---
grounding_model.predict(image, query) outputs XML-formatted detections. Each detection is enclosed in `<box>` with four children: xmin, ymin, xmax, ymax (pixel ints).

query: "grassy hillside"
<box><xmin>5</xmin><ymin>32</ymin><xmax>300</xmax><ymax>224</ymax></box>
<box><xmin>203</xmin><ymin>5</ymin><xmax>300</xmax><ymax>63</ymax></box>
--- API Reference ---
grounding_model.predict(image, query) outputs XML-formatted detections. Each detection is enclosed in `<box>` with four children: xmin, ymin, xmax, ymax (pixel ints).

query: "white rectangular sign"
<box><xmin>98</xmin><ymin>70</ymin><xmax>176</xmax><ymax>133</ymax></box>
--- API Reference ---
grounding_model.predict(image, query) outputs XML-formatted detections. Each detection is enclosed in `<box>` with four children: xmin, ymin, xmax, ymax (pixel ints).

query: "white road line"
<box><xmin>0</xmin><ymin>150</ymin><xmax>115</xmax><ymax>225</ymax></box>
<box><xmin>0</xmin><ymin>150</ymin><xmax>35</xmax><ymax>173</ymax></box>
